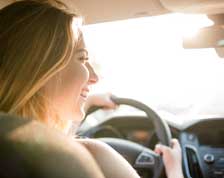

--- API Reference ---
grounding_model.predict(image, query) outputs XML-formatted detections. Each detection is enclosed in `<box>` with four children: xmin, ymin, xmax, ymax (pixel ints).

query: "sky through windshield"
<box><xmin>82</xmin><ymin>13</ymin><xmax>224</xmax><ymax>122</ymax></box>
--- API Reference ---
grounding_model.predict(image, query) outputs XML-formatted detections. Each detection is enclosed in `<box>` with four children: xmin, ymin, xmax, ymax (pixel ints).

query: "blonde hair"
<box><xmin>0</xmin><ymin>0</ymin><xmax>82</xmax><ymax>130</ymax></box>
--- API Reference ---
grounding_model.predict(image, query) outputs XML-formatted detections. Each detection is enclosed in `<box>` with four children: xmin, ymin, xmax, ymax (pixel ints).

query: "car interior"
<box><xmin>1</xmin><ymin>0</ymin><xmax>224</xmax><ymax>178</ymax></box>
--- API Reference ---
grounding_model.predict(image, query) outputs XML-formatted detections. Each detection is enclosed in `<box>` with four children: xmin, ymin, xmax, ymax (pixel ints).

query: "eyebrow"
<box><xmin>76</xmin><ymin>48</ymin><xmax>89</xmax><ymax>56</ymax></box>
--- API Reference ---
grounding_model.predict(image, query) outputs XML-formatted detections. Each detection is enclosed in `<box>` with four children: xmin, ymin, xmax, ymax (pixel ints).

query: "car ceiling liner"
<box><xmin>160</xmin><ymin>0</ymin><xmax>224</xmax><ymax>14</ymax></box>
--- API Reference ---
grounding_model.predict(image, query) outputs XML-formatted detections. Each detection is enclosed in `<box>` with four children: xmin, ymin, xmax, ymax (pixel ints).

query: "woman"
<box><xmin>0</xmin><ymin>1</ymin><xmax>184</xmax><ymax>178</ymax></box>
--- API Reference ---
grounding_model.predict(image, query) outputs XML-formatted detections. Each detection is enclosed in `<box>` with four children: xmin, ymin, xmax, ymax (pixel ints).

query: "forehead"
<box><xmin>75</xmin><ymin>32</ymin><xmax>88</xmax><ymax>53</ymax></box>
<box><xmin>77</xmin><ymin>38</ymin><xmax>85</xmax><ymax>49</ymax></box>
<box><xmin>72</xmin><ymin>23</ymin><xmax>86</xmax><ymax>49</ymax></box>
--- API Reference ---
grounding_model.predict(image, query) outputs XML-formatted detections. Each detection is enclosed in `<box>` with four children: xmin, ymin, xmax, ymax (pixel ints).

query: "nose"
<box><xmin>86</xmin><ymin>62</ymin><xmax>99</xmax><ymax>85</ymax></box>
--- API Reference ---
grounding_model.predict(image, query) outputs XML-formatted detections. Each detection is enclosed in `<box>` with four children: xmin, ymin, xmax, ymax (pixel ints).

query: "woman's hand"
<box><xmin>84</xmin><ymin>93</ymin><xmax>117</xmax><ymax>112</ymax></box>
<box><xmin>154</xmin><ymin>139</ymin><xmax>184</xmax><ymax>178</ymax></box>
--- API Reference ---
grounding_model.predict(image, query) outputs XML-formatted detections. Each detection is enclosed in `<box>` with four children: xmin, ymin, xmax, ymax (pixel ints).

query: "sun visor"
<box><xmin>63</xmin><ymin>0</ymin><xmax>169</xmax><ymax>24</ymax></box>
<box><xmin>159</xmin><ymin>0</ymin><xmax>224</xmax><ymax>14</ymax></box>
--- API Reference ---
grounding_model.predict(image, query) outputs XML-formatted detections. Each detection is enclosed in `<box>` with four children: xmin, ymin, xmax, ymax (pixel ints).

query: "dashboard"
<box><xmin>79</xmin><ymin>115</ymin><xmax>224</xmax><ymax>178</ymax></box>
<box><xmin>79</xmin><ymin>116</ymin><xmax>160</xmax><ymax>149</ymax></box>
<box><xmin>91</xmin><ymin>126</ymin><xmax>154</xmax><ymax>146</ymax></box>
<box><xmin>180</xmin><ymin>119</ymin><xmax>224</xmax><ymax>178</ymax></box>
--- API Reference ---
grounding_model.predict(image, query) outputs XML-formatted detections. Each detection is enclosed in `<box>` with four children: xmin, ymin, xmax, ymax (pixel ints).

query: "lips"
<box><xmin>80</xmin><ymin>88</ymin><xmax>89</xmax><ymax>99</ymax></box>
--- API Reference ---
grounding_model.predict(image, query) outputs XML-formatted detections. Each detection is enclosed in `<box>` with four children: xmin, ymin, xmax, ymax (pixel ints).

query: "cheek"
<box><xmin>60</xmin><ymin>63</ymin><xmax>89</xmax><ymax>99</ymax></box>
<box><xmin>44</xmin><ymin>62</ymin><xmax>89</xmax><ymax>112</ymax></box>
<box><xmin>43</xmin><ymin>62</ymin><xmax>89</xmax><ymax>123</ymax></box>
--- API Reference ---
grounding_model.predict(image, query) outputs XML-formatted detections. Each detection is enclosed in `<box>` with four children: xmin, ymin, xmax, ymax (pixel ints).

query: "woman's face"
<box><xmin>45</xmin><ymin>37</ymin><xmax>98</xmax><ymax>124</ymax></box>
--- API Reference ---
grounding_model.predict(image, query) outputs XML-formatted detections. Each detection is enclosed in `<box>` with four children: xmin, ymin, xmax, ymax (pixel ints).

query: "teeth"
<box><xmin>81</xmin><ymin>93</ymin><xmax>87</xmax><ymax>97</ymax></box>
<box><xmin>80</xmin><ymin>88</ymin><xmax>89</xmax><ymax>98</ymax></box>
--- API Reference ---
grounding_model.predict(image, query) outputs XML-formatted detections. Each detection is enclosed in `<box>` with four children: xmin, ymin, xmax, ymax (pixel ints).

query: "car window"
<box><xmin>82</xmin><ymin>13</ymin><xmax>224</xmax><ymax>124</ymax></box>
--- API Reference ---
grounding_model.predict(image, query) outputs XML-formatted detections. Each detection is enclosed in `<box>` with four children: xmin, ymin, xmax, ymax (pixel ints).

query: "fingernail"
<box><xmin>155</xmin><ymin>144</ymin><xmax>160</xmax><ymax>148</ymax></box>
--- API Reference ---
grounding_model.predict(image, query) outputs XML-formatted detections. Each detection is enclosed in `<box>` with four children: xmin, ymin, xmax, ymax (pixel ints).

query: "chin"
<box><xmin>72</xmin><ymin>98</ymin><xmax>86</xmax><ymax>122</ymax></box>
<box><xmin>79</xmin><ymin>109</ymin><xmax>85</xmax><ymax>121</ymax></box>
<box><xmin>73</xmin><ymin>106</ymin><xmax>85</xmax><ymax>122</ymax></box>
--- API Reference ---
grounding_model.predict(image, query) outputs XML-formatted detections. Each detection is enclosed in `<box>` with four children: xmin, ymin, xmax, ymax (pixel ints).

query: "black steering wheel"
<box><xmin>80</xmin><ymin>96</ymin><xmax>172</xmax><ymax>178</ymax></box>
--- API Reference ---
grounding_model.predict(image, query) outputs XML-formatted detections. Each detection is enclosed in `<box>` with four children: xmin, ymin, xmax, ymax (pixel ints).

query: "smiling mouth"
<box><xmin>80</xmin><ymin>88</ymin><xmax>89</xmax><ymax>99</ymax></box>
<box><xmin>80</xmin><ymin>93</ymin><xmax>88</xmax><ymax>98</ymax></box>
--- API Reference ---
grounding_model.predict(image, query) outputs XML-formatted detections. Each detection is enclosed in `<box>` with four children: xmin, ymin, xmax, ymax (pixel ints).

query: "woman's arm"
<box><xmin>84</xmin><ymin>93</ymin><xmax>117</xmax><ymax>113</ymax></box>
<box><xmin>77</xmin><ymin>138</ymin><xmax>141</xmax><ymax>178</ymax></box>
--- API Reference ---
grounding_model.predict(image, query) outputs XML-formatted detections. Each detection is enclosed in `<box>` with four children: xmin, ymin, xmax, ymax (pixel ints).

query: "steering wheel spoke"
<box><xmin>135</xmin><ymin>149</ymin><xmax>164</xmax><ymax>178</ymax></box>
<box><xmin>134</xmin><ymin>149</ymin><xmax>158</xmax><ymax>169</ymax></box>
<box><xmin>99</xmin><ymin>137</ymin><xmax>165</xmax><ymax>178</ymax></box>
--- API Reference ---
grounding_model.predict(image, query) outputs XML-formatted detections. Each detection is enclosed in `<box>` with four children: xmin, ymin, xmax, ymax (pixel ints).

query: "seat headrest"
<box><xmin>0</xmin><ymin>113</ymin><xmax>103</xmax><ymax>178</ymax></box>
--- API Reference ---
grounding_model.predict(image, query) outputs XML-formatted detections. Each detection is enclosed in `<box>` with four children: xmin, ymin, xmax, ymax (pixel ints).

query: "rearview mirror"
<box><xmin>183</xmin><ymin>25</ymin><xmax>224</xmax><ymax>58</ymax></box>
<box><xmin>183</xmin><ymin>25</ymin><xmax>224</xmax><ymax>49</ymax></box>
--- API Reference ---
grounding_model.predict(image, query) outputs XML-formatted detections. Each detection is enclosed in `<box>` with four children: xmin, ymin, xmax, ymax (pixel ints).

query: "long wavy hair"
<box><xmin>0</xmin><ymin>0</ymin><xmax>82</xmax><ymax>130</ymax></box>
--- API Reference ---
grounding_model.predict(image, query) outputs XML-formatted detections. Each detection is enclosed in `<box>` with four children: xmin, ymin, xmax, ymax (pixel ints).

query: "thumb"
<box><xmin>155</xmin><ymin>144</ymin><xmax>171</xmax><ymax>155</ymax></box>
<box><xmin>154</xmin><ymin>144</ymin><xmax>163</xmax><ymax>155</ymax></box>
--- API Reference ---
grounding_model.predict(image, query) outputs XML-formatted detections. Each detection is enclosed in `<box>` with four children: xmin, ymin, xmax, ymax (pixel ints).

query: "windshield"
<box><xmin>82</xmin><ymin>13</ymin><xmax>224</xmax><ymax>125</ymax></box>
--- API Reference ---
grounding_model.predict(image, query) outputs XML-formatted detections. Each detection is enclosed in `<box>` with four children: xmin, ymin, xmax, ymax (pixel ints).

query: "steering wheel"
<box><xmin>80</xmin><ymin>96</ymin><xmax>172</xmax><ymax>178</ymax></box>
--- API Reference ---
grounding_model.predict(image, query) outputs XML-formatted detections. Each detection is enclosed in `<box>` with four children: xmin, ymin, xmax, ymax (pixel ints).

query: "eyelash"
<box><xmin>79</xmin><ymin>57</ymin><xmax>89</xmax><ymax>62</ymax></box>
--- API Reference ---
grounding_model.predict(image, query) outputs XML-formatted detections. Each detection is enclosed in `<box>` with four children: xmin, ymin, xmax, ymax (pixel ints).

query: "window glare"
<box><xmin>82</xmin><ymin>13</ymin><xmax>224</xmax><ymax>121</ymax></box>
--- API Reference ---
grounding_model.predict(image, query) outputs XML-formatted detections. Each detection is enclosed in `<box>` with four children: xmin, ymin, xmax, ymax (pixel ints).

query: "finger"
<box><xmin>154</xmin><ymin>144</ymin><xmax>162</xmax><ymax>154</ymax></box>
<box><xmin>155</xmin><ymin>144</ymin><xmax>170</xmax><ymax>155</ymax></box>
<box><xmin>96</xmin><ymin>93</ymin><xmax>116</xmax><ymax>108</ymax></box>
<box><xmin>102</xmin><ymin>101</ymin><xmax>117</xmax><ymax>109</ymax></box>
<box><xmin>171</xmin><ymin>139</ymin><xmax>180</xmax><ymax>149</ymax></box>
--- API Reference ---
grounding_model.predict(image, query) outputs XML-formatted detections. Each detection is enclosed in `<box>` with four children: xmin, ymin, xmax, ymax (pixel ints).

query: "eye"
<box><xmin>79</xmin><ymin>56</ymin><xmax>89</xmax><ymax>63</ymax></box>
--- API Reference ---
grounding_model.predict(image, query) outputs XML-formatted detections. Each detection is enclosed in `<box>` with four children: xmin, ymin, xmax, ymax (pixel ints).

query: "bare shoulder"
<box><xmin>75</xmin><ymin>138</ymin><xmax>129</xmax><ymax>160</ymax></box>
<box><xmin>75</xmin><ymin>138</ymin><xmax>116</xmax><ymax>154</ymax></box>
<box><xmin>75</xmin><ymin>138</ymin><xmax>141</xmax><ymax>178</ymax></box>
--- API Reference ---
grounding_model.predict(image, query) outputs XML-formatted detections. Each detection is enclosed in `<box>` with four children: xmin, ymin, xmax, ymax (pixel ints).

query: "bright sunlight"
<box><xmin>82</xmin><ymin>13</ymin><xmax>224</xmax><ymax>123</ymax></box>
